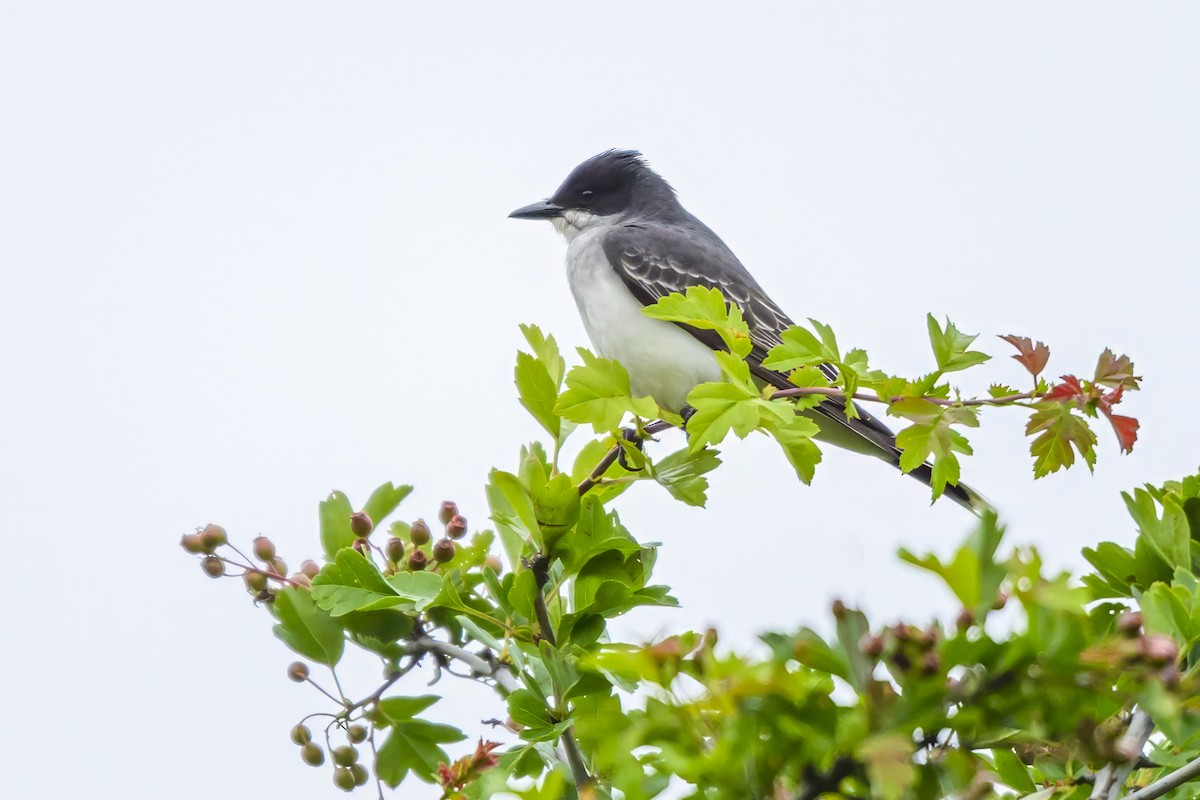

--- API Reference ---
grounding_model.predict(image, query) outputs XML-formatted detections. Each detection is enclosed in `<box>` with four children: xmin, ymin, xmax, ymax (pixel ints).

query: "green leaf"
<box><xmin>927</xmin><ymin>314</ymin><xmax>990</xmax><ymax>374</ymax></box>
<box><xmin>377</xmin><ymin>695</ymin><xmax>440</xmax><ymax>722</ymax></box>
<box><xmin>386</xmin><ymin>571</ymin><xmax>444</xmax><ymax>611</ymax></box>
<box><xmin>1026</xmin><ymin>402</ymin><xmax>1097</xmax><ymax>478</ymax></box>
<box><xmin>532</xmin><ymin>472</ymin><xmax>581</xmax><ymax>551</ymax></box>
<box><xmin>319</xmin><ymin>490</ymin><xmax>355</xmax><ymax>560</ymax></box>
<box><xmin>311</xmin><ymin>548</ymin><xmax>402</xmax><ymax>616</ymax></box>
<box><xmin>375</xmin><ymin>719</ymin><xmax>465</xmax><ymax>786</ymax></box>
<box><xmin>759</xmin><ymin>411</ymin><xmax>822</xmax><ymax>485</ymax></box>
<box><xmin>361</xmin><ymin>482</ymin><xmax>413</xmax><ymax>529</ymax></box>
<box><xmin>489</xmin><ymin>469</ymin><xmax>542</xmax><ymax>550</ymax></box>
<box><xmin>553</xmin><ymin>349</ymin><xmax>658</xmax><ymax>433</ymax></box>
<box><xmin>899</xmin><ymin>512</ymin><xmax>1006</xmax><ymax>620</ymax></box>
<box><xmin>641</xmin><ymin>285</ymin><xmax>753</xmax><ymax>358</ymax></box>
<box><xmin>520</xmin><ymin>323</ymin><xmax>567</xmax><ymax>388</ymax></box>
<box><xmin>271</xmin><ymin>587</ymin><xmax>344</xmax><ymax>666</ymax></box>
<box><xmin>762</xmin><ymin>322</ymin><xmax>838</xmax><ymax>372</ymax></box>
<box><xmin>652</xmin><ymin>447</ymin><xmax>722</xmax><ymax>506</ymax></box>
<box><xmin>515</xmin><ymin>351</ymin><xmax>562</xmax><ymax>439</ymax></box>
<box><xmin>991</xmin><ymin>748</ymin><xmax>1037</xmax><ymax>793</ymax></box>
<box><xmin>507</xmin><ymin>688</ymin><xmax>554</xmax><ymax>729</ymax></box>
<box><xmin>1125</xmin><ymin>488</ymin><xmax>1190</xmax><ymax>570</ymax></box>
<box><xmin>684</xmin><ymin>381</ymin><xmax>759</xmax><ymax>451</ymax></box>
<box><xmin>890</xmin><ymin>399</ymin><xmax>978</xmax><ymax>500</ymax></box>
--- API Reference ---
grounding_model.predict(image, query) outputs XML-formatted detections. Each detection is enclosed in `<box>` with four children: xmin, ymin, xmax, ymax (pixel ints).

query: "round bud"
<box><xmin>410</xmin><ymin>519</ymin><xmax>431</xmax><ymax>546</ymax></box>
<box><xmin>484</xmin><ymin>555</ymin><xmax>503</xmax><ymax>574</ymax></box>
<box><xmin>352</xmin><ymin>538</ymin><xmax>370</xmax><ymax>556</ymax></box>
<box><xmin>385</xmin><ymin>537</ymin><xmax>406</xmax><ymax>564</ymax></box>
<box><xmin>180</xmin><ymin>532</ymin><xmax>206</xmax><ymax>553</ymax></box>
<box><xmin>1137</xmin><ymin>634</ymin><xmax>1178</xmax><ymax>666</ymax></box>
<box><xmin>332</xmin><ymin>745</ymin><xmax>359</xmax><ymax>767</ymax></box>
<box><xmin>301</xmin><ymin>742</ymin><xmax>324</xmax><ymax>766</ymax></box>
<box><xmin>917</xmin><ymin>628</ymin><xmax>939</xmax><ymax>651</ymax></box>
<box><xmin>199</xmin><ymin>524</ymin><xmax>228</xmax><ymax>550</ymax></box>
<box><xmin>269</xmin><ymin>557</ymin><xmax>288</xmax><ymax>577</ymax></box>
<box><xmin>1117</xmin><ymin>610</ymin><xmax>1143</xmax><ymax>637</ymax></box>
<box><xmin>290</xmin><ymin>572</ymin><xmax>312</xmax><ymax>588</ymax></box>
<box><xmin>920</xmin><ymin>652</ymin><xmax>941</xmax><ymax>676</ymax></box>
<box><xmin>350</xmin><ymin>512</ymin><xmax>374</xmax><ymax>538</ymax></box>
<box><xmin>333</xmin><ymin>767</ymin><xmax>356</xmax><ymax>792</ymax></box>
<box><xmin>252</xmin><ymin>536</ymin><xmax>276</xmax><ymax>562</ymax></box>
<box><xmin>408</xmin><ymin>549</ymin><xmax>428</xmax><ymax>571</ymax></box>
<box><xmin>244</xmin><ymin>569</ymin><xmax>269</xmax><ymax>593</ymax></box>
<box><xmin>446</xmin><ymin>514</ymin><xmax>468</xmax><ymax>540</ymax></box>
<box><xmin>889</xmin><ymin>650</ymin><xmax>912</xmax><ymax>672</ymax></box>
<box><xmin>201</xmin><ymin>556</ymin><xmax>225</xmax><ymax>578</ymax></box>
<box><xmin>433</xmin><ymin>538</ymin><xmax>456</xmax><ymax>563</ymax></box>
<box><xmin>438</xmin><ymin>501</ymin><xmax>459</xmax><ymax>526</ymax></box>
<box><xmin>290</xmin><ymin>724</ymin><xmax>312</xmax><ymax>745</ymax></box>
<box><xmin>287</xmin><ymin>661</ymin><xmax>310</xmax><ymax>682</ymax></box>
<box><xmin>955</xmin><ymin>608</ymin><xmax>975</xmax><ymax>632</ymax></box>
<box><xmin>301</xmin><ymin>559</ymin><xmax>321</xmax><ymax>579</ymax></box>
<box><xmin>347</xmin><ymin>724</ymin><xmax>368</xmax><ymax>744</ymax></box>
<box><xmin>350</xmin><ymin>763</ymin><xmax>369</xmax><ymax>786</ymax></box>
<box><xmin>891</xmin><ymin>623</ymin><xmax>912</xmax><ymax>642</ymax></box>
<box><xmin>859</xmin><ymin>634</ymin><xmax>884</xmax><ymax>658</ymax></box>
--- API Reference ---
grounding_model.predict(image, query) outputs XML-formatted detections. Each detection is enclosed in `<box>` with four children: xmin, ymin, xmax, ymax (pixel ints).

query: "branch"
<box><xmin>528</xmin><ymin>554</ymin><xmax>594</xmax><ymax>790</ymax></box>
<box><xmin>1123</xmin><ymin>754</ymin><xmax>1200</xmax><ymax>800</ymax></box>
<box><xmin>575</xmin><ymin>385</ymin><xmax>1038</xmax><ymax>496</ymax></box>
<box><xmin>1090</xmin><ymin>709</ymin><xmax>1154</xmax><ymax>800</ymax></box>
<box><xmin>577</xmin><ymin>420</ymin><xmax>673</xmax><ymax>495</ymax></box>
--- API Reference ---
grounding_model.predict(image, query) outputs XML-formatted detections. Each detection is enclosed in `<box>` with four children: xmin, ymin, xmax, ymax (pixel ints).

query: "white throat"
<box><xmin>551</xmin><ymin>209</ymin><xmax>619</xmax><ymax>243</ymax></box>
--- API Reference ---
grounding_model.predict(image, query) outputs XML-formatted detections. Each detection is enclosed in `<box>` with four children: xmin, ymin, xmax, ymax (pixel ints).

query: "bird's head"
<box><xmin>509</xmin><ymin>149</ymin><xmax>676</xmax><ymax>240</ymax></box>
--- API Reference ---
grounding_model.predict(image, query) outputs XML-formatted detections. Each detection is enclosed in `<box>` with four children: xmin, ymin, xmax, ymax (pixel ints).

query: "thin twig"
<box><xmin>528</xmin><ymin>555</ymin><xmax>593</xmax><ymax>789</ymax></box>
<box><xmin>1123</xmin><ymin>753</ymin><xmax>1200</xmax><ymax>800</ymax></box>
<box><xmin>1091</xmin><ymin>709</ymin><xmax>1154</xmax><ymax>799</ymax></box>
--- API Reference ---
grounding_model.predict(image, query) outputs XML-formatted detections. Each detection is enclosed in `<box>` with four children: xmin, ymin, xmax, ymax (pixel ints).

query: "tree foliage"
<box><xmin>178</xmin><ymin>292</ymin><xmax>1200</xmax><ymax>800</ymax></box>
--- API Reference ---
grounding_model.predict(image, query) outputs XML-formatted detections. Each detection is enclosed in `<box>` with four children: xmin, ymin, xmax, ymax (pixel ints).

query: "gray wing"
<box><xmin>601</xmin><ymin>222</ymin><xmax>900</xmax><ymax>450</ymax></box>
<box><xmin>600</xmin><ymin>222</ymin><xmax>985</xmax><ymax>513</ymax></box>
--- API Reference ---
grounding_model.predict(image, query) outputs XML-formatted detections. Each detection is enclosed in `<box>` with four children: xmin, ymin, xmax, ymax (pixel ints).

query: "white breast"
<box><xmin>564</xmin><ymin>227</ymin><xmax>720</xmax><ymax>412</ymax></box>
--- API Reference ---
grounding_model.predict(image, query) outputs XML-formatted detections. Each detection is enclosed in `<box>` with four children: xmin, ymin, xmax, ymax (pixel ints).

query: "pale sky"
<box><xmin>2</xmin><ymin>3</ymin><xmax>1198</xmax><ymax>797</ymax></box>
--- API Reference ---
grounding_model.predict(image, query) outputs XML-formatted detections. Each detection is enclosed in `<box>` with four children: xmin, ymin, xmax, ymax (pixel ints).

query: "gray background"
<box><xmin>1</xmin><ymin>2</ymin><xmax>1197</xmax><ymax>796</ymax></box>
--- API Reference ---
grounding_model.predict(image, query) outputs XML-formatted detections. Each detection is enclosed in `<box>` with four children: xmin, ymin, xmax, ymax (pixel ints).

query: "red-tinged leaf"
<box><xmin>999</xmin><ymin>334</ymin><xmax>1050</xmax><ymax>377</ymax></box>
<box><xmin>1094</xmin><ymin>349</ymin><xmax>1141</xmax><ymax>390</ymax></box>
<box><xmin>1097</xmin><ymin>385</ymin><xmax>1139</xmax><ymax>453</ymax></box>
<box><xmin>1044</xmin><ymin>375</ymin><xmax>1085</xmax><ymax>402</ymax></box>
<box><xmin>1105</xmin><ymin>413</ymin><xmax>1139</xmax><ymax>454</ymax></box>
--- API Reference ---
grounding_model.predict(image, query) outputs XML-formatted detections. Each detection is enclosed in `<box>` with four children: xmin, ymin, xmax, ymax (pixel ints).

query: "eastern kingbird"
<box><xmin>510</xmin><ymin>149</ymin><xmax>983</xmax><ymax>511</ymax></box>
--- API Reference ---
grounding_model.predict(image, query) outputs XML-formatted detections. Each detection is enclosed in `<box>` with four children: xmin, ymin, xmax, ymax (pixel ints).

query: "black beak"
<box><xmin>508</xmin><ymin>198</ymin><xmax>564</xmax><ymax>220</ymax></box>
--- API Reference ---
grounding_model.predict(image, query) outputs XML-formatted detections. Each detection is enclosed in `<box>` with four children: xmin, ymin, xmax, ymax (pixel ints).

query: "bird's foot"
<box><xmin>680</xmin><ymin>405</ymin><xmax>697</xmax><ymax>427</ymax></box>
<box><xmin>617</xmin><ymin>426</ymin><xmax>646</xmax><ymax>471</ymax></box>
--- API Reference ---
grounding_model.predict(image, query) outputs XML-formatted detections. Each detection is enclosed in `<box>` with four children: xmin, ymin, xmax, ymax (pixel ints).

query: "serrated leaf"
<box><xmin>641</xmin><ymin>285</ymin><xmax>753</xmax><ymax>357</ymax></box>
<box><xmin>928</xmin><ymin>315</ymin><xmax>990</xmax><ymax>374</ymax></box>
<box><xmin>762</xmin><ymin>323</ymin><xmax>837</xmax><ymax>372</ymax></box>
<box><xmin>376</xmin><ymin>719</ymin><xmax>465</xmax><ymax>786</ymax></box>
<box><xmin>520</xmin><ymin>323</ymin><xmax>567</xmax><ymax>387</ymax></box>
<box><xmin>319</xmin><ymin>490</ymin><xmax>355</xmax><ymax>560</ymax></box>
<box><xmin>652</xmin><ymin>447</ymin><xmax>721</xmax><ymax>506</ymax></box>
<box><xmin>684</xmin><ymin>381</ymin><xmax>759</xmax><ymax>451</ymax></box>
<box><xmin>311</xmin><ymin>548</ymin><xmax>402</xmax><ymax>616</ymax></box>
<box><xmin>998</xmin><ymin>334</ymin><xmax>1050</xmax><ymax>377</ymax></box>
<box><xmin>515</xmin><ymin>351</ymin><xmax>561</xmax><ymax>439</ymax></box>
<box><xmin>271</xmin><ymin>587</ymin><xmax>344</xmax><ymax>666</ymax></box>
<box><xmin>554</xmin><ymin>349</ymin><xmax>659</xmax><ymax>432</ymax></box>
<box><xmin>1094</xmin><ymin>348</ymin><xmax>1141</xmax><ymax>390</ymax></box>
<box><xmin>360</xmin><ymin>482</ymin><xmax>413</xmax><ymax>530</ymax></box>
<box><xmin>386</xmin><ymin>571</ymin><xmax>445</xmax><ymax>611</ymax></box>
<box><xmin>1026</xmin><ymin>401</ymin><xmax>1097</xmax><ymax>478</ymax></box>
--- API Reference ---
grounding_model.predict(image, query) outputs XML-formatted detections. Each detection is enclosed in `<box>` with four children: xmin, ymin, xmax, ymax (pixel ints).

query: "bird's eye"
<box><xmin>580</xmin><ymin>190</ymin><xmax>595</xmax><ymax>202</ymax></box>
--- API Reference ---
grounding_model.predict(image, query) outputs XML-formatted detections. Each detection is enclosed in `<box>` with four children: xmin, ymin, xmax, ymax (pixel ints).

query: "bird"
<box><xmin>509</xmin><ymin>149</ymin><xmax>984</xmax><ymax>512</ymax></box>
